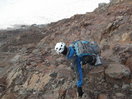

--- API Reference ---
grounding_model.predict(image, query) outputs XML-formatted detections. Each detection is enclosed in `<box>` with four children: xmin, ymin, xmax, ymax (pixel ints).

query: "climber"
<box><xmin>54</xmin><ymin>40</ymin><xmax>102</xmax><ymax>97</ymax></box>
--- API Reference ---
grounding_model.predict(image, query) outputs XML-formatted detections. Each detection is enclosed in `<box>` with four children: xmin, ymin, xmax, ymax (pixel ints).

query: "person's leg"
<box><xmin>87</xmin><ymin>55</ymin><xmax>96</xmax><ymax>65</ymax></box>
<box><xmin>82</xmin><ymin>55</ymin><xmax>95</xmax><ymax>65</ymax></box>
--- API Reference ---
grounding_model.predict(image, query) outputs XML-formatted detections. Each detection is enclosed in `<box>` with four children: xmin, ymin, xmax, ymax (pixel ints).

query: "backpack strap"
<box><xmin>69</xmin><ymin>41</ymin><xmax>80</xmax><ymax>56</ymax></box>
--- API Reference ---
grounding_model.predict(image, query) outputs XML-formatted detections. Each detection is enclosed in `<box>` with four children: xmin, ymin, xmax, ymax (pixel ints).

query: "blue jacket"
<box><xmin>66</xmin><ymin>46</ymin><xmax>83</xmax><ymax>87</ymax></box>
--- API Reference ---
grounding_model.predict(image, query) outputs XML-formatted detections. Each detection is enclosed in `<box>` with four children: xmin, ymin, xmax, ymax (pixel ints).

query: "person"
<box><xmin>54</xmin><ymin>40</ymin><xmax>102</xmax><ymax>97</ymax></box>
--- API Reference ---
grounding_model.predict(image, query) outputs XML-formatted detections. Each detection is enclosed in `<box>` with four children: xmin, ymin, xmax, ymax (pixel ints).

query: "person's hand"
<box><xmin>77</xmin><ymin>87</ymin><xmax>84</xmax><ymax>97</ymax></box>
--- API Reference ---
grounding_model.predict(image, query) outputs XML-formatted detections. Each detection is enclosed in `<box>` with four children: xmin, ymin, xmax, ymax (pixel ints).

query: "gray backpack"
<box><xmin>71</xmin><ymin>40</ymin><xmax>101</xmax><ymax>57</ymax></box>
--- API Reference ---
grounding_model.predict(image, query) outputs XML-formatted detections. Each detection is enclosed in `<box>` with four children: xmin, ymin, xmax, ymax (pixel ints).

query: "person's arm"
<box><xmin>66</xmin><ymin>47</ymin><xmax>75</xmax><ymax>59</ymax></box>
<box><xmin>66</xmin><ymin>47</ymin><xmax>76</xmax><ymax>70</ymax></box>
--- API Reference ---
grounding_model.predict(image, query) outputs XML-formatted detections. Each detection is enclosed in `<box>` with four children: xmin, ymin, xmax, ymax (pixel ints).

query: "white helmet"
<box><xmin>55</xmin><ymin>42</ymin><xmax>66</xmax><ymax>54</ymax></box>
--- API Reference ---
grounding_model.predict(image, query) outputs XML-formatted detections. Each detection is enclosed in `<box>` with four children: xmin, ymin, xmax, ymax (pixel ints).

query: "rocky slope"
<box><xmin>0</xmin><ymin>0</ymin><xmax>132</xmax><ymax>99</ymax></box>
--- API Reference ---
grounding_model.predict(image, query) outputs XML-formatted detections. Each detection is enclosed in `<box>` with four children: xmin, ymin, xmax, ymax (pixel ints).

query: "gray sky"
<box><xmin>0</xmin><ymin>0</ymin><xmax>110</xmax><ymax>29</ymax></box>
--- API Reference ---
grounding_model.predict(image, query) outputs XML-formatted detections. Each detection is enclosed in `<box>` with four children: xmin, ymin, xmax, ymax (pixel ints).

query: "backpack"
<box><xmin>71</xmin><ymin>40</ymin><xmax>101</xmax><ymax>57</ymax></box>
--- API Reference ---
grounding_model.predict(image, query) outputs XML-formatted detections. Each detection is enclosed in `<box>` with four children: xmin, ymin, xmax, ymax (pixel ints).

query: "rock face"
<box><xmin>23</xmin><ymin>73</ymin><xmax>51</xmax><ymax>91</ymax></box>
<box><xmin>0</xmin><ymin>0</ymin><xmax>132</xmax><ymax>99</ymax></box>
<box><xmin>105</xmin><ymin>63</ymin><xmax>130</xmax><ymax>79</ymax></box>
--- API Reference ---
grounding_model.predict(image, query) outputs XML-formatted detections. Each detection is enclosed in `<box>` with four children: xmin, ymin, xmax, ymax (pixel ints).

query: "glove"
<box><xmin>77</xmin><ymin>87</ymin><xmax>84</xmax><ymax>97</ymax></box>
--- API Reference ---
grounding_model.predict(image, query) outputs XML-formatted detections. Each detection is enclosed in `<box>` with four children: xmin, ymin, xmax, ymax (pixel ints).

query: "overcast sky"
<box><xmin>0</xmin><ymin>0</ymin><xmax>110</xmax><ymax>29</ymax></box>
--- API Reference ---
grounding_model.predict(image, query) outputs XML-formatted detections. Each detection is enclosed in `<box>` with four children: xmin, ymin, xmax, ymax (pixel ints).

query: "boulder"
<box><xmin>122</xmin><ymin>84</ymin><xmax>129</xmax><ymax>90</ymax></box>
<box><xmin>121</xmin><ymin>32</ymin><xmax>132</xmax><ymax>42</ymax></box>
<box><xmin>125</xmin><ymin>57</ymin><xmax>132</xmax><ymax>72</ymax></box>
<box><xmin>1</xmin><ymin>93</ymin><xmax>16</xmax><ymax>99</ymax></box>
<box><xmin>105</xmin><ymin>63</ymin><xmax>130</xmax><ymax>79</ymax></box>
<box><xmin>115</xmin><ymin>93</ymin><xmax>125</xmax><ymax>97</ymax></box>
<box><xmin>98</xmin><ymin>94</ymin><xmax>108</xmax><ymax>99</ymax></box>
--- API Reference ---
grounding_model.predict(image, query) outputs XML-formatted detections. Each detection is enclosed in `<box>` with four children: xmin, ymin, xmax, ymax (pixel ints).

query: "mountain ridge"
<box><xmin>0</xmin><ymin>0</ymin><xmax>132</xmax><ymax>99</ymax></box>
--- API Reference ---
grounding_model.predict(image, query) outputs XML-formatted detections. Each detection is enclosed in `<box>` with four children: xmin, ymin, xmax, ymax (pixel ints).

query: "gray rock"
<box><xmin>10</xmin><ymin>54</ymin><xmax>21</xmax><ymax>63</ymax></box>
<box><xmin>122</xmin><ymin>84</ymin><xmax>129</xmax><ymax>89</ymax></box>
<box><xmin>49</xmin><ymin>72</ymin><xmax>57</xmax><ymax>78</ymax></box>
<box><xmin>30</xmin><ymin>62</ymin><xmax>37</xmax><ymax>66</ymax></box>
<box><xmin>0</xmin><ymin>85</ymin><xmax>6</xmax><ymax>92</ymax></box>
<box><xmin>105</xmin><ymin>63</ymin><xmax>130</xmax><ymax>79</ymax></box>
<box><xmin>130</xmin><ymin>83</ymin><xmax>132</xmax><ymax>88</ymax></box>
<box><xmin>115</xmin><ymin>93</ymin><xmax>125</xmax><ymax>97</ymax></box>
<box><xmin>114</xmin><ymin>84</ymin><xmax>119</xmax><ymax>89</ymax></box>
<box><xmin>14</xmin><ymin>85</ymin><xmax>20</xmax><ymax>92</ymax></box>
